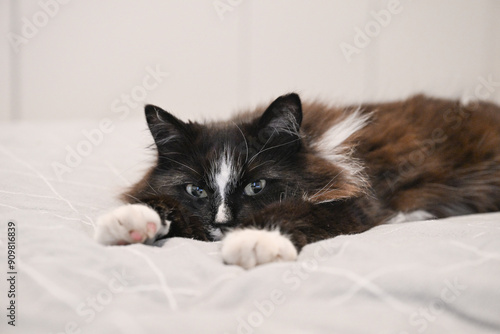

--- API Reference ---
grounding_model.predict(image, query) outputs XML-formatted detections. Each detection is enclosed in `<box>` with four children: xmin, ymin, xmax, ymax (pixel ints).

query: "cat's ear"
<box><xmin>258</xmin><ymin>93</ymin><xmax>303</xmax><ymax>135</ymax></box>
<box><xmin>144</xmin><ymin>104</ymin><xmax>188</xmax><ymax>149</ymax></box>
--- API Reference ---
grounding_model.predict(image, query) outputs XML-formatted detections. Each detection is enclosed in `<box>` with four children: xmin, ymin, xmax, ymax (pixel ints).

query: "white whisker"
<box><xmin>232</xmin><ymin>121</ymin><xmax>249</xmax><ymax>164</ymax></box>
<box><xmin>248</xmin><ymin>137</ymin><xmax>301</xmax><ymax>164</ymax></box>
<box><xmin>308</xmin><ymin>173</ymin><xmax>341</xmax><ymax>200</ymax></box>
<box><xmin>161</xmin><ymin>157</ymin><xmax>201</xmax><ymax>176</ymax></box>
<box><xmin>248</xmin><ymin>160</ymin><xmax>274</xmax><ymax>172</ymax></box>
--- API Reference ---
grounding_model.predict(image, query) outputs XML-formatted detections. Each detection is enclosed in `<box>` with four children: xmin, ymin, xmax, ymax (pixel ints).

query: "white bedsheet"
<box><xmin>1</xmin><ymin>120</ymin><xmax>499</xmax><ymax>334</ymax></box>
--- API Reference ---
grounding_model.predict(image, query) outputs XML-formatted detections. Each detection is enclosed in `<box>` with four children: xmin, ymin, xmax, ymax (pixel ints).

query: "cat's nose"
<box><xmin>214</xmin><ymin>202</ymin><xmax>233</xmax><ymax>224</ymax></box>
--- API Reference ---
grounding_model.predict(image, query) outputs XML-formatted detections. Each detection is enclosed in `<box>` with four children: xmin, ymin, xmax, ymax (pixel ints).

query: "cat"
<box><xmin>95</xmin><ymin>93</ymin><xmax>500</xmax><ymax>269</ymax></box>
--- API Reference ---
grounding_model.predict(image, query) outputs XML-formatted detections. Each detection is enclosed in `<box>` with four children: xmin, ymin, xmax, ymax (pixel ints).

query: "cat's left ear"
<box><xmin>258</xmin><ymin>93</ymin><xmax>303</xmax><ymax>136</ymax></box>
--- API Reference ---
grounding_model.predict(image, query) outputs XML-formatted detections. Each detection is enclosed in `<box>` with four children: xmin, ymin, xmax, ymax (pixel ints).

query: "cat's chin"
<box><xmin>208</xmin><ymin>227</ymin><xmax>224</xmax><ymax>240</ymax></box>
<box><xmin>209</xmin><ymin>222</ymin><xmax>239</xmax><ymax>241</ymax></box>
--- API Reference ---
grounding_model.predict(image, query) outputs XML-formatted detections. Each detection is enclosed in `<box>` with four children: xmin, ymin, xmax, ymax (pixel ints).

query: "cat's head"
<box><xmin>127</xmin><ymin>93</ymin><xmax>360</xmax><ymax>238</ymax></box>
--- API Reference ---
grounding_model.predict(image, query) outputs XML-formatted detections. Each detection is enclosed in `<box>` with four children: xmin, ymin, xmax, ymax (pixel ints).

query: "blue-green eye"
<box><xmin>186</xmin><ymin>184</ymin><xmax>208</xmax><ymax>198</ymax></box>
<box><xmin>244</xmin><ymin>180</ymin><xmax>266</xmax><ymax>196</ymax></box>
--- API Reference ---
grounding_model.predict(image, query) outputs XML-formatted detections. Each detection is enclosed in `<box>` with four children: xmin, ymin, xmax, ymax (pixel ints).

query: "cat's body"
<box><xmin>95</xmin><ymin>94</ymin><xmax>500</xmax><ymax>269</ymax></box>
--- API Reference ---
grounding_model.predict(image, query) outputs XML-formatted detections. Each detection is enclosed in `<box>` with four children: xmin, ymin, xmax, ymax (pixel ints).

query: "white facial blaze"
<box><xmin>215</xmin><ymin>203</ymin><xmax>229</xmax><ymax>223</ymax></box>
<box><xmin>216</xmin><ymin>160</ymin><xmax>231</xmax><ymax>199</ymax></box>
<box><xmin>213</xmin><ymin>158</ymin><xmax>233</xmax><ymax>224</ymax></box>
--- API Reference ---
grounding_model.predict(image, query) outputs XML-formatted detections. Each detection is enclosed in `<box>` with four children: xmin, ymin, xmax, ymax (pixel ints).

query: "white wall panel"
<box><xmin>17</xmin><ymin>0</ymin><xmax>241</xmax><ymax>121</ymax></box>
<box><xmin>374</xmin><ymin>0</ymin><xmax>500</xmax><ymax>103</ymax></box>
<box><xmin>0</xmin><ymin>1</ymin><xmax>12</xmax><ymax>121</ymax></box>
<box><xmin>4</xmin><ymin>0</ymin><xmax>500</xmax><ymax>122</ymax></box>
<box><xmin>492</xmin><ymin>0</ymin><xmax>500</xmax><ymax>103</ymax></box>
<box><xmin>246</xmin><ymin>0</ymin><xmax>374</xmax><ymax>108</ymax></box>
<box><xmin>248</xmin><ymin>0</ymin><xmax>500</xmax><ymax>106</ymax></box>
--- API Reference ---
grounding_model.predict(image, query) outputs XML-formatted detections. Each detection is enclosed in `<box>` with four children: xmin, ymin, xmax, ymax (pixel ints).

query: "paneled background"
<box><xmin>1</xmin><ymin>0</ymin><xmax>499</xmax><ymax>122</ymax></box>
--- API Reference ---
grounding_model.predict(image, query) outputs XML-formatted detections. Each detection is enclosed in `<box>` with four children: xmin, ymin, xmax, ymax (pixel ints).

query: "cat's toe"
<box><xmin>128</xmin><ymin>222</ymin><xmax>158</xmax><ymax>242</ymax></box>
<box><xmin>94</xmin><ymin>204</ymin><xmax>164</xmax><ymax>245</ymax></box>
<box><xmin>221</xmin><ymin>229</ymin><xmax>298</xmax><ymax>269</ymax></box>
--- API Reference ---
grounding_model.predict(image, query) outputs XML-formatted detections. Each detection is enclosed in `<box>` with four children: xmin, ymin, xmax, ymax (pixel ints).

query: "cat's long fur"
<box><xmin>101</xmin><ymin>93</ymin><xmax>500</xmax><ymax>266</ymax></box>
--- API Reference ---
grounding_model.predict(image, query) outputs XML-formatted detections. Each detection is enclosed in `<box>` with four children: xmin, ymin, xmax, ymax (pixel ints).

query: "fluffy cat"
<box><xmin>95</xmin><ymin>93</ymin><xmax>500</xmax><ymax>269</ymax></box>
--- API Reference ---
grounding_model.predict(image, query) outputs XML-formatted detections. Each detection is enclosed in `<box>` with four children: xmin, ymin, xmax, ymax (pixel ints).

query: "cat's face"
<box><xmin>142</xmin><ymin>94</ymin><xmax>308</xmax><ymax>238</ymax></box>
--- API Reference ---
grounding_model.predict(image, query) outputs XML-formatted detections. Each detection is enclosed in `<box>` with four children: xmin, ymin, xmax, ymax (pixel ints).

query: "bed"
<box><xmin>1</xmin><ymin>119</ymin><xmax>499</xmax><ymax>334</ymax></box>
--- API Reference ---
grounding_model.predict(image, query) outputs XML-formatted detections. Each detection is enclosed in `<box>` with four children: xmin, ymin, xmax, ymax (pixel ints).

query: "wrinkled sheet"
<box><xmin>1</xmin><ymin>120</ymin><xmax>499</xmax><ymax>334</ymax></box>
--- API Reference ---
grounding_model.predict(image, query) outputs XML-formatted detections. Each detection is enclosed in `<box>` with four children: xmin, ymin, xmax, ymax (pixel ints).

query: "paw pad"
<box><xmin>94</xmin><ymin>204</ymin><xmax>164</xmax><ymax>245</ymax></box>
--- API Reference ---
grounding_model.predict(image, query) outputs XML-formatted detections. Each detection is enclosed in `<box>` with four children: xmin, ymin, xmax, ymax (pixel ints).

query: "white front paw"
<box><xmin>221</xmin><ymin>229</ymin><xmax>298</xmax><ymax>269</ymax></box>
<box><xmin>94</xmin><ymin>204</ymin><xmax>167</xmax><ymax>245</ymax></box>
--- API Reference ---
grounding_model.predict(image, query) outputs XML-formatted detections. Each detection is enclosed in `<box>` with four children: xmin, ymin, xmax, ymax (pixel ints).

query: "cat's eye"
<box><xmin>186</xmin><ymin>184</ymin><xmax>208</xmax><ymax>198</ymax></box>
<box><xmin>244</xmin><ymin>180</ymin><xmax>266</xmax><ymax>196</ymax></box>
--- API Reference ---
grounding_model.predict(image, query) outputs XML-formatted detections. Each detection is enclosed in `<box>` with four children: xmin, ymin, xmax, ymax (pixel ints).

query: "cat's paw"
<box><xmin>94</xmin><ymin>204</ymin><xmax>167</xmax><ymax>245</ymax></box>
<box><xmin>221</xmin><ymin>229</ymin><xmax>298</xmax><ymax>269</ymax></box>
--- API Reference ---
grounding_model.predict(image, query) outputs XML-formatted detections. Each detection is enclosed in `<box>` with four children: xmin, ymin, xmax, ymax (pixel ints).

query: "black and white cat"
<box><xmin>95</xmin><ymin>93</ymin><xmax>500</xmax><ymax>269</ymax></box>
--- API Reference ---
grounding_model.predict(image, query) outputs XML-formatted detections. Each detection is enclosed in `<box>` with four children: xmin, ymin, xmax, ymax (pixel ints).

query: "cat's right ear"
<box><xmin>144</xmin><ymin>104</ymin><xmax>188</xmax><ymax>149</ymax></box>
<box><xmin>258</xmin><ymin>93</ymin><xmax>303</xmax><ymax>136</ymax></box>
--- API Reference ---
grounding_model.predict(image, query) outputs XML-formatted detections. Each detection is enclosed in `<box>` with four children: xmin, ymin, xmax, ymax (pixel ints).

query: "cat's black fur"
<box><xmin>124</xmin><ymin>93</ymin><xmax>500</xmax><ymax>252</ymax></box>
